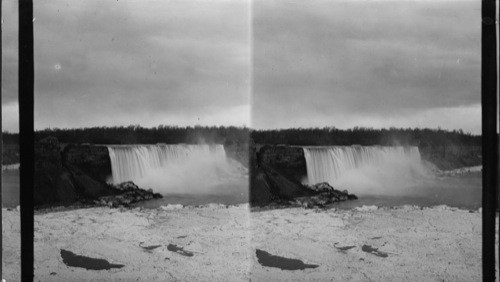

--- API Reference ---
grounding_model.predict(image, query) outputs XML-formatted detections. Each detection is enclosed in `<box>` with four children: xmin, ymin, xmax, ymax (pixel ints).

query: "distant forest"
<box><xmin>2</xmin><ymin>126</ymin><xmax>480</xmax><ymax>147</ymax></box>
<box><xmin>1</xmin><ymin>125</ymin><xmax>249</xmax><ymax>146</ymax></box>
<box><xmin>251</xmin><ymin>127</ymin><xmax>481</xmax><ymax>147</ymax></box>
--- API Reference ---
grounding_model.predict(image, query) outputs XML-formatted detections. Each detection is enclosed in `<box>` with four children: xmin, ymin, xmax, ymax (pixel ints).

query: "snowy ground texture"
<box><xmin>2</xmin><ymin>205</ymin><xmax>499</xmax><ymax>281</ymax></box>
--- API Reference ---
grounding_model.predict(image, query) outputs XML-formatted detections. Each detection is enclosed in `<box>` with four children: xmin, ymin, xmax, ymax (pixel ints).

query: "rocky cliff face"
<box><xmin>250</xmin><ymin>144</ymin><xmax>310</xmax><ymax>206</ymax></box>
<box><xmin>35</xmin><ymin>138</ymin><xmax>115</xmax><ymax>207</ymax></box>
<box><xmin>257</xmin><ymin>145</ymin><xmax>307</xmax><ymax>183</ymax></box>
<box><xmin>35</xmin><ymin>136</ymin><xmax>71</xmax><ymax>205</ymax></box>
<box><xmin>62</xmin><ymin>144</ymin><xmax>112</xmax><ymax>182</ymax></box>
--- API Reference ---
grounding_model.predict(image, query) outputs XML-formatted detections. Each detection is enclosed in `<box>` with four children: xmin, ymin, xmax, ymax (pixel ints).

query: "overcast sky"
<box><xmin>2</xmin><ymin>0</ymin><xmax>251</xmax><ymax>132</ymax></box>
<box><xmin>2</xmin><ymin>0</ymin><xmax>482</xmax><ymax>134</ymax></box>
<box><xmin>253</xmin><ymin>0</ymin><xmax>481</xmax><ymax>134</ymax></box>
<box><xmin>2</xmin><ymin>0</ymin><xmax>19</xmax><ymax>132</ymax></box>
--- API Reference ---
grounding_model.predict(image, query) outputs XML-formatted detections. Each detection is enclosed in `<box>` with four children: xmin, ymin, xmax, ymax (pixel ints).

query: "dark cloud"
<box><xmin>29</xmin><ymin>0</ymin><xmax>250</xmax><ymax>130</ymax></box>
<box><xmin>252</xmin><ymin>0</ymin><xmax>481</xmax><ymax>133</ymax></box>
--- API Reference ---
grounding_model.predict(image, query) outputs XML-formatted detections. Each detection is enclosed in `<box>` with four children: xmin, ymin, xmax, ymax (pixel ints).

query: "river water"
<box><xmin>334</xmin><ymin>173</ymin><xmax>482</xmax><ymax>210</ymax></box>
<box><xmin>2</xmin><ymin>169</ymin><xmax>481</xmax><ymax>209</ymax></box>
<box><xmin>2</xmin><ymin>168</ymin><xmax>19</xmax><ymax>208</ymax></box>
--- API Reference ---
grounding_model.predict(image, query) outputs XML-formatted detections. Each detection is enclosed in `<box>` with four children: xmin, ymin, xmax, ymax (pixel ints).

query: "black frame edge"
<box><xmin>482</xmin><ymin>0</ymin><xmax>498</xmax><ymax>281</ymax></box>
<box><xmin>19</xmin><ymin>0</ymin><xmax>34</xmax><ymax>280</ymax></box>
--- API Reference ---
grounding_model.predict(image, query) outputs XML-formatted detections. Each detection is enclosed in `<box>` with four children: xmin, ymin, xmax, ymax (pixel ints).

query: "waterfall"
<box><xmin>303</xmin><ymin>146</ymin><xmax>428</xmax><ymax>194</ymax></box>
<box><xmin>107</xmin><ymin>144</ymin><xmax>245</xmax><ymax>195</ymax></box>
<box><xmin>108</xmin><ymin>144</ymin><xmax>226</xmax><ymax>184</ymax></box>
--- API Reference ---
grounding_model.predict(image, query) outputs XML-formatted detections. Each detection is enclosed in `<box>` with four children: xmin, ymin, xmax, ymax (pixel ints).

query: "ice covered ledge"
<box><xmin>2</xmin><ymin>204</ymin><xmax>496</xmax><ymax>281</ymax></box>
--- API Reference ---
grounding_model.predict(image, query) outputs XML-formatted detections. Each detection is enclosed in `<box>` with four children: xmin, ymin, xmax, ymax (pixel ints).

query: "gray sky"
<box><xmin>2</xmin><ymin>0</ymin><xmax>482</xmax><ymax>134</ymax></box>
<box><xmin>2</xmin><ymin>0</ymin><xmax>251</xmax><ymax>132</ymax></box>
<box><xmin>2</xmin><ymin>0</ymin><xmax>19</xmax><ymax>132</ymax></box>
<box><xmin>253</xmin><ymin>0</ymin><xmax>481</xmax><ymax>134</ymax></box>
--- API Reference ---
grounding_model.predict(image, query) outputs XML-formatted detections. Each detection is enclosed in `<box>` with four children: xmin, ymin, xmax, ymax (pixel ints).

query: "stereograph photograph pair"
<box><xmin>1</xmin><ymin>0</ymin><xmax>498</xmax><ymax>281</ymax></box>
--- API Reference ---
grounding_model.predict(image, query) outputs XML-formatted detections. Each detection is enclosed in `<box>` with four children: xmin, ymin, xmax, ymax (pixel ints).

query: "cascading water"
<box><xmin>107</xmin><ymin>144</ymin><xmax>246</xmax><ymax>197</ymax></box>
<box><xmin>303</xmin><ymin>146</ymin><xmax>430</xmax><ymax>195</ymax></box>
<box><xmin>108</xmin><ymin>144</ymin><xmax>226</xmax><ymax>184</ymax></box>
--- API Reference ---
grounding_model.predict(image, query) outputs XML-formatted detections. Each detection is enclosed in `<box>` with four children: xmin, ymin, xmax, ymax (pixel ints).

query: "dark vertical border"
<box><xmin>482</xmin><ymin>0</ymin><xmax>498</xmax><ymax>281</ymax></box>
<box><xmin>19</xmin><ymin>0</ymin><xmax>34</xmax><ymax>280</ymax></box>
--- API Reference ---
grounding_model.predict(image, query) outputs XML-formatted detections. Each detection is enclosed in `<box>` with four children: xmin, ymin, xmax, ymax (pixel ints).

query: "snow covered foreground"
<box><xmin>2</xmin><ymin>205</ymin><xmax>499</xmax><ymax>281</ymax></box>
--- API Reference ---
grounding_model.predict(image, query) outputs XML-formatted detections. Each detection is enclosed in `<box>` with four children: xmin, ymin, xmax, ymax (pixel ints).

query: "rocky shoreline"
<box><xmin>94</xmin><ymin>181</ymin><xmax>163</xmax><ymax>208</ymax></box>
<box><xmin>285</xmin><ymin>182</ymin><xmax>358</xmax><ymax>209</ymax></box>
<box><xmin>33</xmin><ymin>181</ymin><xmax>163</xmax><ymax>213</ymax></box>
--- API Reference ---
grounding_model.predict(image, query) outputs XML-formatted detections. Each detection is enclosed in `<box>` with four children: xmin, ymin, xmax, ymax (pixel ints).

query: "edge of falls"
<box><xmin>303</xmin><ymin>145</ymin><xmax>425</xmax><ymax>188</ymax></box>
<box><xmin>107</xmin><ymin>144</ymin><xmax>226</xmax><ymax>184</ymax></box>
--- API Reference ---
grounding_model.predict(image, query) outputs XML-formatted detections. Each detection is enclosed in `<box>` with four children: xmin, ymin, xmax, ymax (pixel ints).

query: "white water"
<box><xmin>107</xmin><ymin>144</ymin><xmax>247</xmax><ymax>195</ymax></box>
<box><xmin>303</xmin><ymin>146</ymin><xmax>431</xmax><ymax>195</ymax></box>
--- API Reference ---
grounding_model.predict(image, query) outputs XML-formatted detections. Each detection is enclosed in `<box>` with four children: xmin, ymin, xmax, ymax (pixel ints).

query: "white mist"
<box><xmin>303</xmin><ymin>146</ymin><xmax>432</xmax><ymax>195</ymax></box>
<box><xmin>107</xmin><ymin>144</ymin><xmax>246</xmax><ymax>195</ymax></box>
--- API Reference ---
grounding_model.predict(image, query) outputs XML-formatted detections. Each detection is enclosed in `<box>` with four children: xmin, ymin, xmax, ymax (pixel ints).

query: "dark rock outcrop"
<box><xmin>35</xmin><ymin>136</ymin><xmax>77</xmax><ymax>206</ymax></box>
<box><xmin>62</xmin><ymin>144</ymin><xmax>112</xmax><ymax>183</ymax></box>
<box><xmin>257</xmin><ymin>145</ymin><xmax>307</xmax><ymax>183</ymax></box>
<box><xmin>66</xmin><ymin>163</ymin><xmax>111</xmax><ymax>199</ymax></box>
<box><xmin>251</xmin><ymin>144</ymin><xmax>295</xmax><ymax>205</ymax></box>
<box><xmin>295</xmin><ymin>182</ymin><xmax>357</xmax><ymax>208</ymax></box>
<box><xmin>34</xmin><ymin>137</ymin><xmax>159</xmax><ymax>208</ymax></box>
<box><xmin>250</xmin><ymin>165</ymin><xmax>310</xmax><ymax>205</ymax></box>
<box><xmin>35</xmin><ymin>137</ymin><xmax>114</xmax><ymax>206</ymax></box>
<box><xmin>97</xmin><ymin>181</ymin><xmax>162</xmax><ymax>208</ymax></box>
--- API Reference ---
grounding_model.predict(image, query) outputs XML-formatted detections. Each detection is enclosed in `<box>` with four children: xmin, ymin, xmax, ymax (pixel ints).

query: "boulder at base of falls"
<box><xmin>305</xmin><ymin>182</ymin><xmax>358</xmax><ymax>200</ymax></box>
<box><xmin>97</xmin><ymin>181</ymin><xmax>162</xmax><ymax>208</ymax></box>
<box><xmin>306</xmin><ymin>182</ymin><xmax>337</xmax><ymax>192</ymax></box>
<box><xmin>295</xmin><ymin>182</ymin><xmax>357</xmax><ymax>208</ymax></box>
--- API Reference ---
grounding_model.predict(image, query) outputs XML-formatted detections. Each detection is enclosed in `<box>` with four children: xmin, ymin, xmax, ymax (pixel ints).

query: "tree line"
<box><xmin>2</xmin><ymin>126</ymin><xmax>480</xmax><ymax>148</ymax></box>
<box><xmin>26</xmin><ymin>125</ymin><xmax>250</xmax><ymax>145</ymax></box>
<box><xmin>251</xmin><ymin>127</ymin><xmax>481</xmax><ymax>148</ymax></box>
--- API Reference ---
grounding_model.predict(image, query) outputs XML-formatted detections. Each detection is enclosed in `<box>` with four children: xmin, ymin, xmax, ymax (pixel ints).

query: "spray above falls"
<box><xmin>303</xmin><ymin>146</ymin><xmax>430</xmax><ymax>195</ymax></box>
<box><xmin>107</xmin><ymin>144</ymin><xmax>246</xmax><ymax>195</ymax></box>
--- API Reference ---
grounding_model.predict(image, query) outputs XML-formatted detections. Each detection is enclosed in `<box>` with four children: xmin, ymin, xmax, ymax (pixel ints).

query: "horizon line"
<box><xmin>1</xmin><ymin>125</ymin><xmax>481</xmax><ymax>136</ymax></box>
